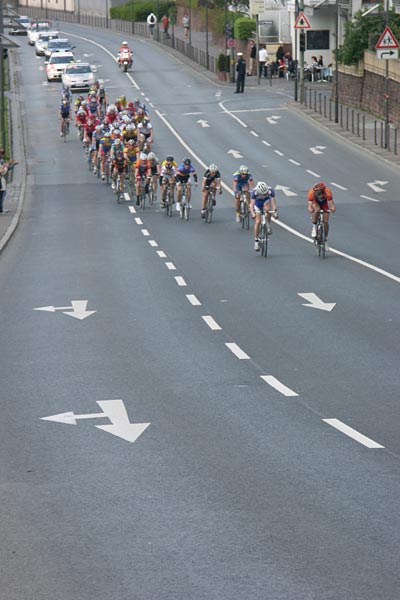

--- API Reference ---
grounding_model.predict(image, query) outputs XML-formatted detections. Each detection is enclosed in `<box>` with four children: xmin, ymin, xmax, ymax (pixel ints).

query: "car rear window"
<box><xmin>51</xmin><ymin>55</ymin><xmax>75</xmax><ymax>64</ymax></box>
<box><xmin>66</xmin><ymin>65</ymin><xmax>91</xmax><ymax>74</ymax></box>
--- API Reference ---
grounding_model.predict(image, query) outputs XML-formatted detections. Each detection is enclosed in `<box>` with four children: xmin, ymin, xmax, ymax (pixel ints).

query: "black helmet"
<box><xmin>183</xmin><ymin>157</ymin><xmax>191</xmax><ymax>165</ymax></box>
<box><xmin>166</xmin><ymin>155</ymin><xmax>174</xmax><ymax>162</ymax></box>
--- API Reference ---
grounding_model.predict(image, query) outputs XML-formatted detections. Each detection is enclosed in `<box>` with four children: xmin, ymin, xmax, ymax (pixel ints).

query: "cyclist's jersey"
<box><xmin>135</xmin><ymin>159</ymin><xmax>151</xmax><ymax>175</ymax></box>
<box><xmin>88</xmin><ymin>99</ymin><xmax>99</xmax><ymax>115</ymax></box>
<box><xmin>203</xmin><ymin>169</ymin><xmax>221</xmax><ymax>185</ymax></box>
<box><xmin>161</xmin><ymin>159</ymin><xmax>178</xmax><ymax>169</ymax></box>
<box><xmin>308</xmin><ymin>188</ymin><xmax>333</xmax><ymax>204</ymax></box>
<box><xmin>97</xmin><ymin>89</ymin><xmax>106</xmax><ymax>103</ymax></box>
<box><xmin>233</xmin><ymin>171</ymin><xmax>253</xmax><ymax>185</ymax></box>
<box><xmin>161</xmin><ymin>164</ymin><xmax>177</xmax><ymax>178</ymax></box>
<box><xmin>76</xmin><ymin>114</ymin><xmax>87</xmax><ymax>126</ymax></box>
<box><xmin>122</xmin><ymin>129</ymin><xmax>138</xmax><ymax>143</ymax></box>
<box><xmin>148</xmin><ymin>159</ymin><xmax>159</xmax><ymax>175</ymax></box>
<box><xmin>113</xmin><ymin>153</ymin><xmax>127</xmax><ymax>171</ymax></box>
<box><xmin>177</xmin><ymin>163</ymin><xmax>196</xmax><ymax>181</ymax></box>
<box><xmin>100</xmin><ymin>137</ymin><xmax>113</xmax><ymax>153</ymax></box>
<box><xmin>106</xmin><ymin>112</ymin><xmax>119</xmax><ymax>125</ymax></box>
<box><xmin>84</xmin><ymin>120</ymin><xmax>100</xmax><ymax>135</ymax></box>
<box><xmin>60</xmin><ymin>104</ymin><xmax>70</xmax><ymax>118</ymax></box>
<box><xmin>137</xmin><ymin>123</ymin><xmax>152</xmax><ymax>137</ymax></box>
<box><xmin>124</xmin><ymin>144</ymin><xmax>138</xmax><ymax>163</ymax></box>
<box><xmin>251</xmin><ymin>188</ymin><xmax>275</xmax><ymax>210</ymax></box>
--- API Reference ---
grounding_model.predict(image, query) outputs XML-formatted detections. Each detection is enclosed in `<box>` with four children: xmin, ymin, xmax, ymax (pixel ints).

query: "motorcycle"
<box><xmin>119</xmin><ymin>51</ymin><xmax>132</xmax><ymax>73</ymax></box>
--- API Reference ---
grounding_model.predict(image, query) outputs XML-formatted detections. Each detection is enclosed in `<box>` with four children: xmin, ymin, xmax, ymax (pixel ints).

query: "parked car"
<box><xmin>35</xmin><ymin>32</ymin><xmax>59</xmax><ymax>56</ymax></box>
<box><xmin>9</xmin><ymin>16</ymin><xmax>31</xmax><ymax>35</ymax></box>
<box><xmin>62</xmin><ymin>63</ymin><xmax>95</xmax><ymax>91</ymax></box>
<box><xmin>46</xmin><ymin>52</ymin><xmax>76</xmax><ymax>81</ymax></box>
<box><xmin>45</xmin><ymin>38</ymin><xmax>74</xmax><ymax>60</ymax></box>
<box><xmin>28</xmin><ymin>22</ymin><xmax>52</xmax><ymax>45</ymax></box>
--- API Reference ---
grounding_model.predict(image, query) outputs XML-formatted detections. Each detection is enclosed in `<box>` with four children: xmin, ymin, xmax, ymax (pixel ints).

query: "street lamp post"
<box><xmin>189</xmin><ymin>0</ymin><xmax>192</xmax><ymax>46</ymax></box>
<box><xmin>205</xmin><ymin>0</ymin><xmax>209</xmax><ymax>70</ymax></box>
<box><xmin>384</xmin><ymin>0</ymin><xmax>389</xmax><ymax>148</ymax></box>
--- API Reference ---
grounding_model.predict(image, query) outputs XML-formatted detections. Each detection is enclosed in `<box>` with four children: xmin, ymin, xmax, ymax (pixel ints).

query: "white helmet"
<box><xmin>256</xmin><ymin>182</ymin><xmax>269</xmax><ymax>195</ymax></box>
<box><xmin>239</xmin><ymin>165</ymin><xmax>249</xmax><ymax>174</ymax></box>
<box><xmin>209</xmin><ymin>164</ymin><xmax>218</xmax><ymax>172</ymax></box>
<box><xmin>126</xmin><ymin>124</ymin><xmax>134</xmax><ymax>131</ymax></box>
<box><xmin>114</xmin><ymin>138</ymin><xmax>122</xmax><ymax>146</ymax></box>
<box><xmin>122</xmin><ymin>41</ymin><xmax>128</xmax><ymax>46</ymax></box>
<box><xmin>140</xmin><ymin>152</ymin><xmax>147</xmax><ymax>160</ymax></box>
<box><xmin>147</xmin><ymin>152</ymin><xmax>156</xmax><ymax>160</ymax></box>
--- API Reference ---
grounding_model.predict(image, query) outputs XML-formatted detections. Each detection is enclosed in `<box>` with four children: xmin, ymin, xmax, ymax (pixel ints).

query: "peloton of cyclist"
<box><xmin>201</xmin><ymin>164</ymin><xmax>222</xmax><ymax>218</ymax></box>
<box><xmin>160</xmin><ymin>155</ymin><xmax>177</xmax><ymax>208</ymax></box>
<box><xmin>250</xmin><ymin>181</ymin><xmax>278</xmax><ymax>251</ymax></box>
<box><xmin>176</xmin><ymin>157</ymin><xmax>197</xmax><ymax>212</ymax></box>
<box><xmin>233</xmin><ymin>165</ymin><xmax>255</xmax><ymax>223</ymax></box>
<box><xmin>308</xmin><ymin>182</ymin><xmax>336</xmax><ymax>248</ymax></box>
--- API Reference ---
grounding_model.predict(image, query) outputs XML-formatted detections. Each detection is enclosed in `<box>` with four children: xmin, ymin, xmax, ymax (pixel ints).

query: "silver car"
<box><xmin>45</xmin><ymin>38</ymin><xmax>74</xmax><ymax>60</ymax></box>
<box><xmin>62</xmin><ymin>63</ymin><xmax>95</xmax><ymax>91</ymax></box>
<box><xmin>35</xmin><ymin>31</ymin><xmax>59</xmax><ymax>56</ymax></box>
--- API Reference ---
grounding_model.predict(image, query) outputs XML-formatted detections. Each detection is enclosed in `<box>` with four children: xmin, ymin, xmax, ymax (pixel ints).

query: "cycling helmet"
<box><xmin>166</xmin><ymin>155</ymin><xmax>174</xmax><ymax>162</ymax></box>
<box><xmin>122</xmin><ymin>41</ymin><xmax>128</xmax><ymax>46</ymax></box>
<box><xmin>126</xmin><ymin>124</ymin><xmax>134</xmax><ymax>131</ymax></box>
<box><xmin>313</xmin><ymin>182</ymin><xmax>326</xmax><ymax>193</ymax></box>
<box><xmin>256</xmin><ymin>182</ymin><xmax>269</xmax><ymax>195</ymax></box>
<box><xmin>239</xmin><ymin>165</ymin><xmax>249</xmax><ymax>174</ymax></box>
<box><xmin>99</xmin><ymin>84</ymin><xmax>105</xmax><ymax>90</ymax></box>
<box><xmin>62</xmin><ymin>99</ymin><xmax>68</xmax><ymax>105</ymax></box>
<box><xmin>183</xmin><ymin>157</ymin><xmax>191</xmax><ymax>165</ymax></box>
<box><xmin>142</xmin><ymin>118</ymin><xmax>149</xmax><ymax>125</ymax></box>
<box><xmin>95</xmin><ymin>125</ymin><xmax>103</xmax><ymax>132</ymax></box>
<box><xmin>112</xmin><ymin>128</ymin><xmax>121</xmax><ymax>136</ymax></box>
<box><xmin>81</xmin><ymin>100</ymin><xmax>88</xmax><ymax>107</ymax></box>
<box><xmin>127</xmin><ymin>139</ymin><xmax>135</xmax><ymax>145</ymax></box>
<box><xmin>104</xmin><ymin>132</ymin><xmax>112</xmax><ymax>138</ymax></box>
<box><xmin>148</xmin><ymin>152</ymin><xmax>156</xmax><ymax>160</ymax></box>
<box><xmin>114</xmin><ymin>138</ymin><xmax>122</xmax><ymax>144</ymax></box>
<box><xmin>78</xmin><ymin>109</ymin><xmax>86</xmax><ymax>116</ymax></box>
<box><xmin>208</xmin><ymin>164</ymin><xmax>218</xmax><ymax>172</ymax></box>
<box><xmin>107</xmin><ymin>104</ymin><xmax>117</xmax><ymax>113</ymax></box>
<box><xmin>140</xmin><ymin>152</ymin><xmax>147</xmax><ymax>160</ymax></box>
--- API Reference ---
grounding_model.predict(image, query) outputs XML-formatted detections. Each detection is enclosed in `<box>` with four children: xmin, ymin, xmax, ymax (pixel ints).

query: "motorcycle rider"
<box><xmin>117</xmin><ymin>41</ymin><xmax>133</xmax><ymax>69</ymax></box>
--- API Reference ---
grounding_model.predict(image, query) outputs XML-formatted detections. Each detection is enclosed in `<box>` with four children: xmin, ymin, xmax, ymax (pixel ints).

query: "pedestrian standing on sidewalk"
<box><xmin>182</xmin><ymin>13</ymin><xmax>190</xmax><ymax>39</ymax></box>
<box><xmin>234</xmin><ymin>52</ymin><xmax>246</xmax><ymax>93</ymax></box>
<box><xmin>147</xmin><ymin>12</ymin><xmax>157</xmax><ymax>36</ymax></box>
<box><xmin>162</xmin><ymin>15</ymin><xmax>170</xmax><ymax>39</ymax></box>
<box><xmin>248</xmin><ymin>40</ymin><xmax>256</xmax><ymax>76</ymax></box>
<box><xmin>0</xmin><ymin>149</ymin><xmax>17</xmax><ymax>215</ymax></box>
<box><xmin>258</xmin><ymin>44</ymin><xmax>268</xmax><ymax>78</ymax></box>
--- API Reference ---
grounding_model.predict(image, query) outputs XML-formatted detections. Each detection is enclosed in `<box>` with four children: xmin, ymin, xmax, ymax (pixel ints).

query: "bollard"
<box><xmin>324</xmin><ymin>96</ymin><xmax>327</xmax><ymax>118</ymax></box>
<box><xmin>313</xmin><ymin>90</ymin><xmax>317</xmax><ymax>111</ymax></box>
<box><xmin>395</xmin><ymin>129</ymin><xmax>398</xmax><ymax>155</ymax></box>
<box><xmin>351</xmin><ymin>110</ymin><xmax>354</xmax><ymax>134</ymax></box>
<box><xmin>329</xmin><ymin>99</ymin><xmax>332</xmax><ymax>121</ymax></box>
<box><xmin>319</xmin><ymin>93</ymin><xmax>321</xmax><ymax>114</ymax></box>
<box><xmin>357</xmin><ymin>112</ymin><xmax>360</xmax><ymax>137</ymax></box>
<box><xmin>374</xmin><ymin>121</ymin><xmax>377</xmax><ymax>145</ymax></box>
<box><xmin>340</xmin><ymin>104</ymin><xmax>343</xmax><ymax>128</ymax></box>
<box><xmin>363</xmin><ymin>115</ymin><xmax>365</xmax><ymax>141</ymax></box>
<box><xmin>380</xmin><ymin>122</ymin><xmax>384</xmax><ymax>147</ymax></box>
<box><xmin>346</xmin><ymin>107</ymin><xmax>349</xmax><ymax>131</ymax></box>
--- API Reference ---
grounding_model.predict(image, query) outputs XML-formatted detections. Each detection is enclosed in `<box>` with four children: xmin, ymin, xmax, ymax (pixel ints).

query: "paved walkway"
<box><xmin>1</xmin><ymin>21</ymin><xmax>399</xmax><ymax>254</ymax></box>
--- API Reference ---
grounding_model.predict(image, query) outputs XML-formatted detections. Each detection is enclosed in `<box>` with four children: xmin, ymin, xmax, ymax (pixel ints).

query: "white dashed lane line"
<box><xmin>129</xmin><ymin>206</ymin><xmax>136</xmax><ymax>214</ymax></box>
<box><xmin>274</xmin><ymin>150</ymin><xmax>284</xmax><ymax>156</ymax></box>
<box><xmin>165</xmin><ymin>262</ymin><xmax>176</xmax><ymax>270</ymax></box>
<box><xmin>156</xmin><ymin>250</ymin><xmax>167</xmax><ymax>258</ymax></box>
<box><xmin>175</xmin><ymin>276</ymin><xmax>187</xmax><ymax>286</ymax></box>
<box><xmin>330</xmin><ymin>182</ymin><xmax>348</xmax><ymax>190</ymax></box>
<box><xmin>186</xmin><ymin>294</ymin><xmax>202</xmax><ymax>306</ymax></box>
<box><xmin>148</xmin><ymin>239</ymin><xmax>158</xmax><ymax>246</ymax></box>
<box><xmin>225</xmin><ymin>343</ymin><xmax>250</xmax><ymax>360</ymax></box>
<box><xmin>202</xmin><ymin>315</ymin><xmax>222</xmax><ymax>331</ymax></box>
<box><xmin>250</xmin><ymin>131</ymin><xmax>259</xmax><ymax>137</ymax></box>
<box><xmin>141</xmin><ymin>229</ymin><xmax>150</xmax><ymax>236</ymax></box>
<box><xmin>135</xmin><ymin>217</ymin><xmax>143</xmax><ymax>225</ymax></box>
<box><xmin>262</xmin><ymin>140</ymin><xmax>271</xmax><ymax>147</ymax></box>
<box><xmin>360</xmin><ymin>194</ymin><xmax>380</xmax><ymax>203</ymax></box>
<box><xmin>260</xmin><ymin>375</ymin><xmax>298</xmax><ymax>397</ymax></box>
<box><xmin>307</xmin><ymin>169</ymin><xmax>320</xmax><ymax>177</ymax></box>
<box><xmin>288</xmin><ymin>159</ymin><xmax>301</xmax><ymax>166</ymax></box>
<box><xmin>323</xmin><ymin>419</ymin><xmax>384</xmax><ymax>449</ymax></box>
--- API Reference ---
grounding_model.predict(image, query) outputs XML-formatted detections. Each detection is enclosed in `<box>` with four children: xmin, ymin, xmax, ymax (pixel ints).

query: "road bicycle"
<box><xmin>258</xmin><ymin>210</ymin><xmax>276</xmax><ymax>258</ymax></box>
<box><xmin>314</xmin><ymin>209</ymin><xmax>331</xmax><ymax>259</ymax></box>
<box><xmin>126</xmin><ymin>163</ymin><xmax>136</xmax><ymax>198</ymax></box>
<box><xmin>239</xmin><ymin>191</ymin><xmax>250</xmax><ymax>230</ymax></box>
<box><xmin>113</xmin><ymin>172</ymin><xmax>125</xmax><ymax>203</ymax></box>
<box><xmin>138</xmin><ymin>174</ymin><xmax>149</xmax><ymax>210</ymax></box>
<box><xmin>103</xmin><ymin>156</ymin><xmax>111</xmax><ymax>185</ymax></box>
<box><xmin>179</xmin><ymin>181</ymin><xmax>190</xmax><ymax>221</ymax></box>
<box><xmin>147</xmin><ymin>177</ymin><xmax>157</xmax><ymax>206</ymax></box>
<box><xmin>96</xmin><ymin>153</ymin><xmax>101</xmax><ymax>179</ymax></box>
<box><xmin>87</xmin><ymin>145</ymin><xmax>94</xmax><ymax>172</ymax></box>
<box><xmin>163</xmin><ymin>181</ymin><xmax>173</xmax><ymax>217</ymax></box>
<box><xmin>60</xmin><ymin>117</ymin><xmax>69</xmax><ymax>142</ymax></box>
<box><xmin>203</xmin><ymin>186</ymin><xmax>216</xmax><ymax>224</ymax></box>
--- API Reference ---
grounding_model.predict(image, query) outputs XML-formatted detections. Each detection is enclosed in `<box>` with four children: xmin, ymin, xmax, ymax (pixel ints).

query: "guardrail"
<box><xmin>19</xmin><ymin>7</ymin><xmax>217</xmax><ymax>74</ymax></box>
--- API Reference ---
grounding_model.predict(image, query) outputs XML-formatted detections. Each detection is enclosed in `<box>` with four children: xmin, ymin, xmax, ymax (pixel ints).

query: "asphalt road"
<box><xmin>1</xmin><ymin>24</ymin><xmax>400</xmax><ymax>600</ymax></box>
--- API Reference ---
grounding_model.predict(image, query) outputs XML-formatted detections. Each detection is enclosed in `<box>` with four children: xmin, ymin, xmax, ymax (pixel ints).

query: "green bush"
<box><xmin>213</xmin><ymin>10</ymin><xmax>244</xmax><ymax>37</ymax></box>
<box><xmin>234</xmin><ymin>16</ymin><xmax>256</xmax><ymax>40</ymax></box>
<box><xmin>217</xmin><ymin>53</ymin><xmax>227</xmax><ymax>71</ymax></box>
<box><xmin>110</xmin><ymin>1</ymin><xmax>169</xmax><ymax>21</ymax></box>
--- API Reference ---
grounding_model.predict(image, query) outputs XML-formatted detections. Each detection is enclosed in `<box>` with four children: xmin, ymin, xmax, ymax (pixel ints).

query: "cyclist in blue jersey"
<box><xmin>250</xmin><ymin>181</ymin><xmax>278</xmax><ymax>251</ymax></box>
<box><xmin>59</xmin><ymin>99</ymin><xmax>71</xmax><ymax>137</ymax></box>
<box><xmin>176</xmin><ymin>157</ymin><xmax>197</xmax><ymax>211</ymax></box>
<box><xmin>233</xmin><ymin>165</ymin><xmax>255</xmax><ymax>222</ymax></box>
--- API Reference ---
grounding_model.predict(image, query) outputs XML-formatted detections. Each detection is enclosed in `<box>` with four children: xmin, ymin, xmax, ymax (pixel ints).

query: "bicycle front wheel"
<box><xmin>206</xmin><ymin>195</ymin><xmax>213</xmax><ymax>223</ymax></box>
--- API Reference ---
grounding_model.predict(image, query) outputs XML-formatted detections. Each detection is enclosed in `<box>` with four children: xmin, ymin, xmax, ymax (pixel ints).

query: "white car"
<box><xmin>46</xmin><ymin>52</ymin><xmax>76</xmax><ymax>81</ymax></box>
<box><xmin>9</xmin><ymin>16</ymin><xmax>31</xmax><ymax>35</ymax></box>
<box><xmin>45</xmin><ymin>38</ymin><xmax>74</xmax><ymax>60</ymax></box>
<box><xmin>35</xmin><ymin>31</ymin><xmax>59</xmax><ymax>56</ymax></box>
<box><xmin>28</xmin><ymin>22</ymin><xmax>52</xmax><ymax>45</ymax></box>
<box><xmin>62</xmin><ymin>63</ymin><xmax>95</xmax><ymax>91</ymax></box>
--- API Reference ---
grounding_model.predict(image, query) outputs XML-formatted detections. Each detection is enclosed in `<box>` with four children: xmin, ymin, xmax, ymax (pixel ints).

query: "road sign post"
<box><xmin>375</xmin><ymin>23</ymin><xmax>400</xmax><ymax>148</ymax></box>
<box><xmin>294</xmin><ymin>10</ymin><xmax>311</xmax><ymax>104</ymax></box>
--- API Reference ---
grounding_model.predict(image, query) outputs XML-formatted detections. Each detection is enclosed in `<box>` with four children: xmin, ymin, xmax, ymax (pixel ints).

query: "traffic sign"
<box><xmin>377</xmin><ymin>48</ymin><xmax>399</xmax><ymax>59</ymax></box>
<box><xmin>227</xmin><ymin>38</ymin><xmax>236</xmax><ymax>48</ymax></box>
<box><xmin>294</xmin><ymin>12</ymin><xmax>311</xmax><ymax>30</ymax></box>
<box><xmin>376</xmin><ymin>26</ymin><xmax>399</xmax><ymax>49</ymax></box>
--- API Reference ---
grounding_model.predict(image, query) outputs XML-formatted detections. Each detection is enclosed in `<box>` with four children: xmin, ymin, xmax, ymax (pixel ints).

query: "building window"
<box><xmin>307</xmin><ymin>30</ymin><xmax>330</xmax><ymax>50</ymax></box>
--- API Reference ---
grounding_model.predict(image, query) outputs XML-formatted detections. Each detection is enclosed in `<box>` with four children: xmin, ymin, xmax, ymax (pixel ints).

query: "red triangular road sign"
<box><xmin>294</xmin><ymin>12</ymin><xmax>311</xmax><ymax>29</ymax></box>
<box><xmin>376</xmin><ymin>26</ymin><xmax>399</xmax><ymax>49</ymax></box>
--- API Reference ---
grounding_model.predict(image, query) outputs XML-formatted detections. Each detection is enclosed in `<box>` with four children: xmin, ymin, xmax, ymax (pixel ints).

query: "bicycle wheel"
<box><xmin>115</xmin><ymin>177</ymin><xmax>121</xmax><ymax>203</ymax></box>
<box><xmin>96</xmin><ymin>155</ymin><xmax>101</xmax><ymax>178</ymax></box>
<box><xmin>88</xmin><ymin>148</ymin><xmax>93</xmax><ymax>172</ymax></box>
<box><xmin>259</xmin><ymin>223</ymin><xmax>268</xmax><ymax>257</ymax></box>
<box><xmin>240</xmin><ymin>200</ymin><xmax>245</xmax><ymax>229</ymax></box>
<box><xmin>245</xmin><ymin>203</ymin><xmax>250</xmax><ymax>230</ymax></box>
<box><xmin>206</xmin><ymin>193</ymin><xmax>213</xmax><ymax>223</ymax></box>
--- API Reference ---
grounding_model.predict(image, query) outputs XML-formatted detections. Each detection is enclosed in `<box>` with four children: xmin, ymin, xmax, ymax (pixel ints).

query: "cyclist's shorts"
<box><xmin>126</xmin><ymin>155</ymin><xmax>136</xmax><ymax>164</ymax></box>
<box><xmin>100</xmin><ymin>146</ymin><xmax>111</xmax><ymax>155</ymax></box>
<box><xmin>254</xmin><ymin>199</ymin><xmax>272</xmax><ymax>213</ymax></box>
<box><xmin>311</xmin><ymin>199</ymin><xmax>329</xmax><ymax>211</ymax></box>
<box><xmin>176</xmin><ymin>175</ymin><xmax>190</xmax><ymax>184</ymax></box>
<box><xmin>150</xmin><ymin>165</ymin><xmax>158</xmax><ymax>175</ymax></box>
<box><xmin>236</xmin><ymin>181</ymin><xmax>249</xmax><ymax>193</ymax></box>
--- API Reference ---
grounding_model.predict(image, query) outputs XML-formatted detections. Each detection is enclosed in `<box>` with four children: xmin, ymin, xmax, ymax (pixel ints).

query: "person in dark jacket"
<box><xmin>234</xmin><ymin>52</ymin><xmax>246</xmax><ymax>93</ymax></box>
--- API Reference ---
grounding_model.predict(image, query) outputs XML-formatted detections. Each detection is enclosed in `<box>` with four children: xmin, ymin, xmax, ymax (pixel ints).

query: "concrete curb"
<box><xmin>0</xmin><ymin>49</ymin><xmax>27</xmax><ymax>255</ymax></box>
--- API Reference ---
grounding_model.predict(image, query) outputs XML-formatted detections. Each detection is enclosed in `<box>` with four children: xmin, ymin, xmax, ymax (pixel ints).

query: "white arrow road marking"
<box><xmin>225</xmin><ymin>343</ymin><xmax>250</xmax><ymax>360</ymax></box>
<box><xmin>34</xmin><ymin>300</ymin><xmax>96</xmax><ymax>320</ymax></box>
<box><xmin>186</xmin><ymin>294</ymin><xmax>201</xmax><ymax>306</ymax></box>
<box><xmin>197</xmin><ymin>119</ymin><xmax>210</xmax><ymax>127</ymax></box>
<box><xmin>42</xmin><ymin>400</ymin><xmax>150</xmax><ymax>444</ymax></box>
<box><xmin>228</xmin><ymin>149</ymin><xmax>243</xmax><ymax>159</ymax></box>
<box><xmin>323</xmin><ymin>419</ymin><xmax>384</xmax><ymax>448</ymax></box>
<box><xmin>260</xmin><ymin>376</ymin><xmax>298</xmax><ymax>397</ymax></box>
<box><xmin>298</xmin><ymin>293</ymin><xmax>336</xmax><ymax>312</ymax></box>
<box><xmin>275</xmin><ymin>185</ymin><xmax>297</xmax><ymax>197</ymax></box>
<box><xmin>266</xmin><ymin>116</ymin><xmax>281</xmax><ymax>124</ymax></box>
<box><xmin>360</xmin><ymin>194</ymin><xmax>380</xmax><ymax>203</ymax></box>
<box><xmin>368</xmin><ymin>180</ymin><xmax>388</xmax><ymax>193</ymax></box>
<box><xmin>310</xmin><ymin>145</ymin><xmax>326</xmax><ymax>154</ymax></box>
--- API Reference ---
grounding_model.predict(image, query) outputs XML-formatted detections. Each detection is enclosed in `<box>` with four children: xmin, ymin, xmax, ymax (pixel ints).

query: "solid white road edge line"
<box><xmin>225</xmin><ymin>343</ymin><xmax>250</xmax><ymax>360</ymax></box>
<box><xmin>323</xmin><ymin>419</ymin><xmax>384</xmax><ymax>448</ymax></box>
<box><xmin>186</xmin><ymin>294</ymin><xmax>202</xmax><ymax>306</ymax></box>
<box><xmin>202</xmin><ymin>315</ymin><xmax>222</xmax><ymax>331</ymax></box>
<box><xmin>260</xmin><ymin>375</ymin><xmax>299</xmax><ymax>397</ymax></box>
